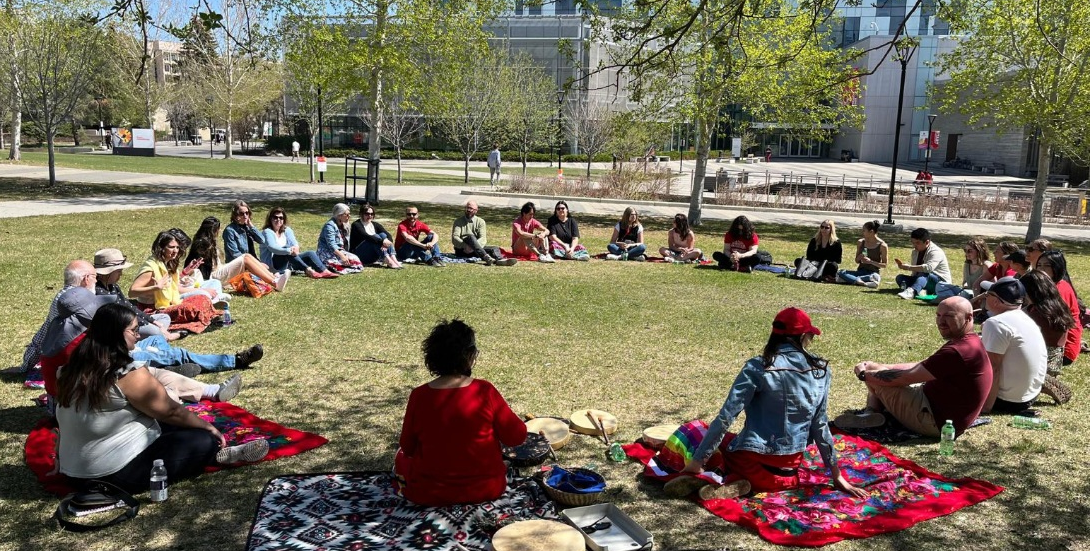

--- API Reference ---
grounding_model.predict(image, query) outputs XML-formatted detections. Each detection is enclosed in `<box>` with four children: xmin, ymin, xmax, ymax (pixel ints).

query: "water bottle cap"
<box><xmin>945</xmin><ymin>420</ymin><xmax>953</xmax><ymax>424</ymax></box>
<box><xmin>153</xmin><ymin>459</ymin><xmax>164</xmax><ymax>466</ymax></box>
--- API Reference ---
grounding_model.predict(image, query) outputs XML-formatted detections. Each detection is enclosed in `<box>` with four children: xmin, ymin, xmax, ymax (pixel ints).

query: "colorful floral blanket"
<box><xmin>26</xmin><ymin>401</ymin><xmax>328</xmax><ymax>496</ymax></box>
<box><xmin>245</xmin><ymin>472</ymin><xmax>558</xmax><ymax>551</ymax></box>
<box><xmin>624</xmin><ymin>424</ymin><xmax>1003</xmax><ymax>547</ymax></box>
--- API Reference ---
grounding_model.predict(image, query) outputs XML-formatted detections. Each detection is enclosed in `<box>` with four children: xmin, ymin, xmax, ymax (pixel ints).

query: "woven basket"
<box><xmin>541</xmin><ymin>468</ymin><xmax>604</xmax><ymax>507</ymax></box>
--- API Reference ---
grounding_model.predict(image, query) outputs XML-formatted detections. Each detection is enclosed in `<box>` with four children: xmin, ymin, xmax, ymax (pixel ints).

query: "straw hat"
<box><xmin>93</xmin><ymin>248</ymin><xmax>133</xmax><ymax>275</ymax></box>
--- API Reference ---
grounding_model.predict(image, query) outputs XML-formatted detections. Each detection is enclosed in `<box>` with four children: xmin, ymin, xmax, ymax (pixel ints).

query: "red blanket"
<box><xmin>624</xmin><ymin>433</ymin><xmax>1003</xmax><ymax>546</ymax></box>
<box><xmin>26</xmin><ymin>401</ymin><xmax>328</xmax><ymax>496</ymax></box>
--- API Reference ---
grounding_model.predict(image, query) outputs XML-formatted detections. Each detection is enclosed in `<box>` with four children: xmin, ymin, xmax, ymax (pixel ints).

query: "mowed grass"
<box><xmin>0</xmin><ymin>177</ymin><xmax>175</xmax><ymax>200</ymax></box>
<box><xmin>1</xmin><ymin>200</ymin><xmax>1090</xmax><ymax>550</ymax></box>
<box><xmin>10</xmin><ymin>152</ymin><xmax>478</xmax><ymax>188</ymax></box>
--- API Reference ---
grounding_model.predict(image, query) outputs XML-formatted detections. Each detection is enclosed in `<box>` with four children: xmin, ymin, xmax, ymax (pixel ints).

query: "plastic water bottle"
<box><xmin>150</xmin><ymin>459</ymin><xmax>168</xmax><ymax>502</ymax></box>
<box><xmin>221</xmin><ymin>304</ymin><xmax>233</xmax><ymax>326</ymax></box>
<box><xmin>608</xmin><ymin>443</ymin><xmax>626</xmax><ymax>462</ymax></box>
<box><xmin>621</xmin><ymin>250</ymin><xmax>628</xmax><ymax>261</ymax></box>
<box><xmin>1012</xmin><ymin>415</ymin><xmax>1052</xmax><ymax>430</ymax></box>
<box><xmin>938</xmin><ymin>420</ymin><xmax>955</xmax><ymax>456</ymax></box>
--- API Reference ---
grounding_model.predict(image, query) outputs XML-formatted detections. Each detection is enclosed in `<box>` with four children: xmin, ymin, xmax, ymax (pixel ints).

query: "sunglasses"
<box><xmin>272</xmin><ymin>215</ymin><xmax>285</xmax><ymax>220</ymax></box>
<box><xmin>406</xmin><ymin>212</ymin><xmax>418</xmax><ymax>217</ymax></box>
<box><xmin>581</xmin><ymin>520</ymin><xmax>612</xmax><ymax>534</ymax></box>
<box><xmin>238</xmin><ymin>211</ymin><xmax>251</xmax><ymax>216</ymax></box>
<box><xmin>820</xmin><ymin>225</ymin><xmax>831</xmax><ymax>229</ymax></box>
<box><xmin>364</xmin><ymin>211</ymin><xmax>375</xmax><ymax>216</ymax></box>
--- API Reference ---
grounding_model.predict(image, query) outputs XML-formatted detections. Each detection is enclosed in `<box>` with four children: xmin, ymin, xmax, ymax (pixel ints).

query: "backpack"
<box><xmin>755</xmin><ymin>250</ymin><xmax>774</xmax><ymax>265</ymax></box>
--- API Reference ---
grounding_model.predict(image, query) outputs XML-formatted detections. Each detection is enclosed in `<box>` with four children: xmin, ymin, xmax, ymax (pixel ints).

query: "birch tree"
<box><xmin>936</xmin><ymin>0</ymin><xmax>1090</xmax><ymax>241</ymax></box>
<box><xmin>589</xmin><ymin>0</ymin><xmax>865</xmax><ymax>224</ymax></box>
<box><xmin>14</xmin><ymin>14</ymin><xmax>107</xmax><ymax>185</ymax></box>
<box><xmin>489</xmin><ymin>53</ymin><xmax>554</xmax><ymax>177</ymax></box>
<box><xmin>373</xmin><ymin>95</ymin><xmax>425</xmax><ymax>183</ymax></box>
<box><xmin>566</xmin><ymin>100</ymin><xmax>615</xmax><ymax>178</ymax></box>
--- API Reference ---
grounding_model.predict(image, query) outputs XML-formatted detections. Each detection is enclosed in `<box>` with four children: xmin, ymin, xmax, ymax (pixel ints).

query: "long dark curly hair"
<box><xmin>55</xmin><ymin>304</ymin><xmax>136</xmax><ymax>411</ymax></box>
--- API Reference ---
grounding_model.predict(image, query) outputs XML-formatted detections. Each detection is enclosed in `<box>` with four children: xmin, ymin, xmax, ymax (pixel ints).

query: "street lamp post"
<box><xmin>885</xmin><ymin>40</ymin><xmax>917</xmax><ymax>228</ymax></box>
<box><xmin>923</xmin><ymin>113</ymin><xmax>937</xmax><ymax>174</ymax></box>
<box><xmin>556</xmin><ymin>91</ymin><xmax>564</xmax><ymax>180</ymax></box>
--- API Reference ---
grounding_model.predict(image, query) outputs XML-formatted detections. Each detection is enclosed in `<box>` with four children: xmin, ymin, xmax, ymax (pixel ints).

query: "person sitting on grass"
<box><xmin>188</xmin><ymin>214</ymin><xmax>289</xmax><ymax>291</ymax></box>
<box><xmin>606</xmin><ymin>206</ymin><xmax>646</xmax><ymax>261</ymax></box>
<box><xmin>55</xmin><ymin>304</ymin><xmax>268</xmax><ymax>495</ymax></box>
<box><xmin>349</xmin><ymin>203</ymin><xmax>401</xmax><ymax>269</ymax></box>
<box><xmin>663</xmin><ymin>308</ymin><xmax>867</xmax><ymax>501</ymax></box>
<box><xmin>1035</xmin><ymin>250</ymin><xmax>1082</xmax><ymax>367</ymax></box>
<box><xmin>894</xmin><ymin>228</ymin><xmax>952</xmax><ymax>300</ymax></box>
<box><xmin>396</xmin><ymin>205</ymin><xmax>446</xmax><ymax>267</ymax></box>
<box><xmin>712</xmin><ymin>215</ymin><xmax>760</xmax><ymax>272</ymax></box>
<box><xmin>17</xmin><ymin>260</ymin><xmax>98</xmax><ymax>374</ymax></box>
<box><xmin>1004</xmin><ymin>250</ymin><xmax>1032</xmax><ymax>278</ymax></box>
<box><xmin>1020</xmin><ymin>270</ymin><xmax>1076</xmax><ymax>404</ymax></box>
<box><xmin>836</xmin><ymin>220</ymin><xmax>887</xmax><ymax>288</ymax></box>
<box><xmin>93</xmin><ymin>248</ymin><xmax>180</xmax><ymax>341</ymax></box>
<box><xmin>394</xmin><ymin>319</ymin><xmax>527</xmax><ymax>506</ymax></box>
<box><xmin>261</xmin><ymin>206</ymin><xmax>339</xmax><ymax>278</ymax></box>
<box><xmin>659</xmin><ymin>213</ymin><xmax>702</xmax><ymax>263</ymax></box>
<box><xmin>546</xmin><ymin>200</ymin><xmax>589</xmax><ymax>261</ymax></box>
<box><xmin>39</xmin><ymin>287</ymin><xmax>262</xmax><ymax>398</ymax></box>
<box><xmin>794</xmin><ymin>219</ymin><xmax>842</xmax><ymax>281</ymax></box>
<box><xmin>979</xmin><ymin>277</ymin><xmax>1047</xmax><ymax>415</ymax></box>
<box><xmin>130</xmin><ymin>231</ymin><xmax>220</xmax><ymax>331</ymax></box>
<box><xmin>451</xmin><ymin>200</ymin><xmax>516</xmax><ymax>266</ymax></box>
<box><xmin>1025</xmin><ymin>238</ymin><xmax>1053</xmax><ymax>268</ymax></box>
<box><xmin>835</xmin><ymin>297</ymin><xmax>991</xmax><ymax>439</ymax></box>
<box><xmin>317</xmin><ymin>203</ymin><xmax>365</xmax><ymax>274</ymax></box>
<box><xmin>511</xmin><ymin>202</ymin><xmax>555</xmax><ymax>263</ymax></box>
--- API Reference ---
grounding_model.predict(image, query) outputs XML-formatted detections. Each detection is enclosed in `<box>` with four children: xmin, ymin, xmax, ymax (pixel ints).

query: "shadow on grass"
<box><xmin>0</xmin><ymin>405</ymin><xmax>43</xmax><ymax>434</ymax></box>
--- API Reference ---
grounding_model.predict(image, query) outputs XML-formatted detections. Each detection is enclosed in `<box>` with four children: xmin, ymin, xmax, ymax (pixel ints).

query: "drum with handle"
<box><xmin>642</xmin><ymin>424</ymin><xmax>679</xmax><ymax>449</ymax></box>
<box><xmin>525</xmin><ymin>417</ymin><xmax>572</xmax><ymax>450</ymax></box>
<box><xmin>502</xmin><ymin>432</ymin><xmax>552</xmax><ymax>468</ymax></box>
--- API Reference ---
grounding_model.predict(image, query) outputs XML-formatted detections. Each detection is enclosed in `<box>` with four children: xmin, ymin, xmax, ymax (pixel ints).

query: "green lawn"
<box><xmin>11</xmin><ymin>152</ymin><xmax>475</xmax><ymax>187</ymax></box>
<box><xmin>1</xmin><ymin>203</ymin><xmax>1088</xmax><ymax>550</ymax></box>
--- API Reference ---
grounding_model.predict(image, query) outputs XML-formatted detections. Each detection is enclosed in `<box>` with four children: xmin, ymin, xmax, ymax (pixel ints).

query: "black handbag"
<box><xmin>55</xmin><ymin>480</ymin><xmax>139</xmax><ymax>532</ymax></box>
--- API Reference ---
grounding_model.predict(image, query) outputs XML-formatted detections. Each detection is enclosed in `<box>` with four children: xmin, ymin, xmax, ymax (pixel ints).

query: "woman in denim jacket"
<box><xmin>665</xmin><ymin>308</ymin><xmax>867</xmax><ymax>501</ymax></box>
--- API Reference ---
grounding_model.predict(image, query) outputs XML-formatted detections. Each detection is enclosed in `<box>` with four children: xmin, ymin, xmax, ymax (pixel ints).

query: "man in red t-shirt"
<box><xmin>835</xmin><ymin>296</ymin><xmax>992</xmax><ymax>437</ymax></box>
<box><xmin>395</xmin><ymin>206</ymin><xmax>445</xmax><ymax>267</ymax></box>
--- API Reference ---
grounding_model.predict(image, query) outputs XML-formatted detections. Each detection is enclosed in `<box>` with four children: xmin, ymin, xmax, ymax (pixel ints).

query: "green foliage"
<box><xmin>935</xmin><ymin>0</ymin><xmax>1090</xmax><ymax>240</ymax></box>
<box><xmin>485</xmin><ymin>51</ymin><xmax>557</xmax><ymax>171</ymax></box>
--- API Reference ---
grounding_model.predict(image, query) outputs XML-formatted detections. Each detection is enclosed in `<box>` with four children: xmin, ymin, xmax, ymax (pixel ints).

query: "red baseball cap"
<box><xmin>772</xmin><ymin>307</ymin><xmax>821</xmax><ymax>336</ymax></box>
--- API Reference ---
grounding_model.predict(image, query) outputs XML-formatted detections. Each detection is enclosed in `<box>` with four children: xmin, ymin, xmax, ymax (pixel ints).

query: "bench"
<box><xmin>984</xmin><ymin>162</ymin><xmax>1005</xmax><ymax>175</ymax></box>
<box><xmin>1047</xmin><ymin>174</ymin><xmax>1070</xmax><ymax>187</ymax></box>
<box><xmin>179</xmin><ymin>140</ymin><xmax>192</xmax><ymax>146</ymax></box>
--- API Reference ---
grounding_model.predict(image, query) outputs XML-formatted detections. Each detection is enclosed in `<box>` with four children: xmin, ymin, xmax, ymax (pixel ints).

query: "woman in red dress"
<box><xmin>395</xmin><ymin>319</ymin><xmax>527</xmax><ymax>506</ymax></box>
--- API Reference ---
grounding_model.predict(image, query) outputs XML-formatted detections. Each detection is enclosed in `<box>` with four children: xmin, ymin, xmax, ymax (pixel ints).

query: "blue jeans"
<box><xmin>271</xmin><ymin>250</ymin><xmax>327</xmax><ymax>273</ymax></box>
<box><xmin>132</xmin><ymin>335</ymin><xmax>235</xmax><ymax>373</ymax></box>
<box><xmin>896</xmin><ymin>273</ymin><xmax>941</xmax><ymax>294</ymax></box>
<box><xmin>607</xmin><ymin>243</ymin><xmax>647</xmax><ymax>258</ymax></box>
<box><xmin>397</xmin><ymin>233</ymin><xmax>441</xmax><ymax>262</ymax></box>
<box><xmin>353</xmin><ymin>232</ymin><xmax>396</xmax><ymax>264</ymax></box>
<box><xmin>837</xmin><ymin>269</ymin><xmax>880</xmax><ymax>285</ymax></box>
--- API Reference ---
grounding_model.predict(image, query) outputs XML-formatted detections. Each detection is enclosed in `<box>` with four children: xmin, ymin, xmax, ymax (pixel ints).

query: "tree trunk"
<box><xmin>46</xmin><ymin>130</ymin><xmax>56</xmax><ymax>185</ymax></box>
<box><xmin>367</xmin><ymin>0</ymin><xmax>388</xmax><ymax>167</ymax></box>
<box><xmin>7</xmin><ymin>109</ymin><xmax>20</xmax><ymax>160</ymax></box>
<box><xmin>522</xmin><ymin>156</ymin><xmax>527</xmax><ymax>176</ymax></box>
<box><xmin>586</xmin><ymin>156</ymin><xmax>592</xmax><ymax>178</ymax></box>
<box><xmin>687</xmin><ymin>115</ymin><xmax>713</xmax><ymax>225</ymax></box>
<box><xmin>308</xmin><ymin>126</ymin><xmax>317</xmax><ymax>183</ymax></box>
<box><xmin>396</xmin><ymin>147</ymin><xmax>402</xmax><ymax>183</ymax></box>
<box><xmin>224</xmin><ymin>104</ymin><xmax>233</xmax><ymax>159</ymax></box>
<box><xmin>1025</xmin><ymin>140</ymin><xmax>1052</xmax><ymax>242</ymax></box>
<box><xmin>464</xmin><ymin>153</ymin><xmax>470</xmax><ymax>184</ymax></box>
<box><xmin>72</xmin><ymin>121</ymin><xmax>80</xmax><ymax>146</ymax></box>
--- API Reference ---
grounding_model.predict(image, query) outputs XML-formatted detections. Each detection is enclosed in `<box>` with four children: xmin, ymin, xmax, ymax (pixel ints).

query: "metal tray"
<box><xmin>560</xmin><ymin>502</ymin><xmax>653</xmax><ymax>551</ymax></box>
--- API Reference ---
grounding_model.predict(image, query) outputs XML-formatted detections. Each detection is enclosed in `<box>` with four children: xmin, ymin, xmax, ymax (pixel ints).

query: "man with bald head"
<box><xmin>13</xmin><ymin>260</ymin><xmax>97</xmax><ymax>373</ymax></box>
<box><xmin>835</xmin><ymin>297</ymin><xmax>992</xmax><ymax>438</ymax></box>
<box><xmin>451</xmin><ymin>200</ymin><xmax>517</xmax><ymax>266</ymax></box>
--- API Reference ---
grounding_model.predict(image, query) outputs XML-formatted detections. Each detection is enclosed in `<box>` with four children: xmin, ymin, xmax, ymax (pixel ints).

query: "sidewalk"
<box><xmin>1</xmin><ymin>163</ymin><xmax>1087</xmax><ymax>241</ymax></box>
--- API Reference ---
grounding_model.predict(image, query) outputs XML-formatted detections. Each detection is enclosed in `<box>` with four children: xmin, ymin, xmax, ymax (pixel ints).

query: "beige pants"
<box><xmin>149</xmin><ymin>367</ymin><xmax>206</xmax><ymax>403</ymax></box>
<box><xmin>211</xmin><ymin>256</ymin><xmax>248</xmax><ymax>281</ymax></box>
<box><xmin>870</xmin><ymin>383</ymin><xmax>940</xmax><ymax>437</ymax></box>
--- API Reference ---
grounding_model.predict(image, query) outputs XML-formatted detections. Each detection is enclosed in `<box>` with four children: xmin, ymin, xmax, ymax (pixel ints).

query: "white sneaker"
<box><xmin>873</xmin><ymin>273</ymin><xmax>882</xmax><ymax>284</ymax></box>
<box><xmin>274</xmin><ymin>271</ymin><xmax>290</xmax><ymax>292</ymax></box>
<box><xmin>606</xmin><ymin>254</ymin><xmax>621</xmax><ymax>261</ymax></box>
<box><xmin>538</xmin><ymin>254</ymin><xmax>556</xmax><ymax>263</ymax></box>
<box><xmin>897</xmin><ymin>288</ymin><xmax>915</xmax><ymax>300</ymax></box>
<box><xmin>863</xmin><ymin>280</ymin><xmax>879</xmax><ymax>289</ymax></box>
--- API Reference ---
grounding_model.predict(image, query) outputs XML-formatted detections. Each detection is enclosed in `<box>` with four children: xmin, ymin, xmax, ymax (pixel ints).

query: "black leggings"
<box><xmin>83</xmin><ymin>423</ymin><xmax>220</xmax><ymax>493</ymax></box>
<box><xmin>712</xmin><ymin>251</ymin><xmax>761</xmax><ymax>271</ymax></box>
<box><xmin>457</xmin><ymin>234</ymin><xmax>501</xmax><ymax>261</ymax></box>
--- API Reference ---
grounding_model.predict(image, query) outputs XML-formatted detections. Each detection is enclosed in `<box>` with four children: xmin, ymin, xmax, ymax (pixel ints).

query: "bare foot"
<box><xmin>165</xmin><ymin>332</ymin><xmax>182</xmax><ymax>342</ymax></box>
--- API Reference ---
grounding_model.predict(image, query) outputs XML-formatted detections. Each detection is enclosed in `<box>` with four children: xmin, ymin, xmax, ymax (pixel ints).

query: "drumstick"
<box><xmin>585</xmin><ymin>410</ymin><xmax>602</xmax><ymax>442</ymax></box>
<box><xmin>597</xmin><ymin>415</ymin><xmax>612</xmax><ymax>447</ymax></box>
<box><xmin>540</xmin><ymin>430</ymin><xmax>559</xmax><ymax>463</ymax></box>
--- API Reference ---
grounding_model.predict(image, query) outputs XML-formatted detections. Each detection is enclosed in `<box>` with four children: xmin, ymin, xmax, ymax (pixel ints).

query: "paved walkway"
<box><xmin>1</xmin><ymin>162</ymin><xmax>1087</xmax><ymax>241</ymax></box>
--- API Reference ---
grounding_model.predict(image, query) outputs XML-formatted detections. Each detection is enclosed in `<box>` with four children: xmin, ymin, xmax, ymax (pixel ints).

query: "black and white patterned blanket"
<box><xmin>246</xmin><ymin>472</ymin><xmax>558</xmax><ymax>551</ymax></box>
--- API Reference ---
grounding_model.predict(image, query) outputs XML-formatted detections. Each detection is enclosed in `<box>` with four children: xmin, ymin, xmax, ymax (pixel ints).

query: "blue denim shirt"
<box><xmin>317</xmin><ymin>220</ymin><xmax>347</xmax><ymax>257</ymax></box>
<box><xmin>222</xmin><ymin>222</ymin><xmax>266</xmax><ymax>263</ymax></box>
<box><xmin>259</xmin><ymin>227</ymin><xmax>299</xmax><ymax>267</ymax></box>
<box><xmin>692</xmin><ymin>343</ymin><xmax>838</xmax><ymax>471</ymax></box>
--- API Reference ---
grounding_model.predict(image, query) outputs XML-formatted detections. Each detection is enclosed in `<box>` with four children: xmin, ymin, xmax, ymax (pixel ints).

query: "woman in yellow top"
<box><xmin>130</xmin><ymin>231</ymin><xmax>216</xmax><ymax>330</ymax></box>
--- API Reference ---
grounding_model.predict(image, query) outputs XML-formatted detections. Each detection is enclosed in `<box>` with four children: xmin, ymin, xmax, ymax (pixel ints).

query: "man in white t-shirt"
<box><xmin>291</xmin><ymin>140</ymin><xmax>300</xmax><ymax>162</ymax></box>
<box><xmin>980</xmin><ymin>277</ymin><xmax>1047</xmax><ymax>414</ymax></box>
